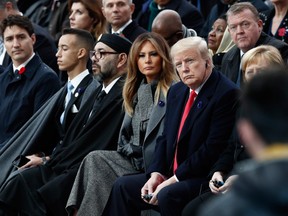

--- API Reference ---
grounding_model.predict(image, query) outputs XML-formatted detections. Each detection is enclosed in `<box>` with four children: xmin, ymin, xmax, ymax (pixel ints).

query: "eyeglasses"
<box><xmin>89</xmin><ymin>50</ymin><xmax>119</xmax><ymax>60</ymax></box>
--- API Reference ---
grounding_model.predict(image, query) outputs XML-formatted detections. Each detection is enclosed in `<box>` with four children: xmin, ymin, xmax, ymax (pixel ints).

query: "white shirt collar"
<box><xmin>102</xmin><ymin>76</ymin><xmax>121</xmax><ymax>94</ymax></box>
<box><xmin>13</xmin><ymin>53</ymin><xmax>35</xmax><ymax>72</ymax></box>
<box><xmin>111</xmin><ymin>19</ymin><xmax>132</xmax><ymax>34</ymax></box>
<box><xmin>68</xmin><ymin>69</ymin><xmax>90</xmax><ymax>93</ymax></box>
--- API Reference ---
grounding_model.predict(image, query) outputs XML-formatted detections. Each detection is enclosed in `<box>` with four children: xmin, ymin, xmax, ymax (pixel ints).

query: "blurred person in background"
<box><xmin>151</xmin><ymin>9</ymin><xmax>197</xmax><ymax>47</ymax></box>
<box><xmin>69</xmin><ymin>0</ymin><xmax>107</xmax><ymax>40</ymax></box>
<box><xmin>101</xmin><ymin>0</ymin><xmax>146</xmax><ymax>42</ymax></box>
<box><xmin>136</xmin><ymin>0</ymin><xmax>204</xmax><ymax>34</ymax></box>
<box><xmin>261</xmin><ymin>0</ymin><xmax>288</xmax><ymax>44</ymax></box>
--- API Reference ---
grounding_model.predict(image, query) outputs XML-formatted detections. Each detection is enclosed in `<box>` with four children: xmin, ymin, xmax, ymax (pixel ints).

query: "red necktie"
<box><xmin>173</xmin><ymin>90</ymin><xmax>197</xmax><ymax>173</ymax></box>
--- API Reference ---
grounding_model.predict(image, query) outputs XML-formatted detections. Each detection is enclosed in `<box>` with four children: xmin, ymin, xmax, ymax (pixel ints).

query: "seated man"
<box><xmin>66</xmin><ymin>32</ymin><xmax>179</xmax><ymax>216</ymax></box>
<box><xmin>0</xmin><ymin>0</ymin><xmax>59</xmax><ymax>74</ymax></box>
<box><xmin>221</xmin><ymin>2</ymin><xmax>288</xmax><ymax>88</ymax></box>
<box><xmin>102</xmin><ymin>0</ymin><xmax>146</xmax><ymax>42</ymax></box>
<box><xmin>0</xmin><ymin>27</ymin><xmax>99</xmax><ymax>186</ymax></box>
<box><xmin>0</xmin><ymin>33</ymin><xmax>132</xmax><ymax>215</ymax></box>
<box><xmin>199</xmin><ymin>66</ymin><xmax>288</xmax><ymax>215</ymax></box>
<box><xmin>0</xmin><ymin>15</ymin><xmax>60</xmax><ymax>149</ymax></box>
<box><xmin>102</xmin><ymin>36</ymin><xmax>240</xmax><ymax>216</ymax></box>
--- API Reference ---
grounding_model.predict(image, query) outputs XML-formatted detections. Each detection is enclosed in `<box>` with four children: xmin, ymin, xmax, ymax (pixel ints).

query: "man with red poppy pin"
<box><xmin>0</xmin><ymin>28</ymin><xmax>100</xmax><ymax>189</ymax></box>
<box><xmin>0</xmin><ymin>15</ymin><xmax>61</xmax><ymax>149</ymax></box>
<box><xmin>18</xmin><ymin>66</ymin><xmax>25</xmax><ymax>74</ymax></box>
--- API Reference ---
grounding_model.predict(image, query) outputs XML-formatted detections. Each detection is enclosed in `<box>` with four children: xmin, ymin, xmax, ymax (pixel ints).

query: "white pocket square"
<box><xmin>71</xmin><ymin>104</ymin><xmax>79</xmax><ymax>113</ymax></box>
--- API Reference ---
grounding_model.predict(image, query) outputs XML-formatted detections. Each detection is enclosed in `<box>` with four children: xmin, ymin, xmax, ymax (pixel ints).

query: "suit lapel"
<box><xmin>52</xmin><ymin>87</ymin><xmax>67</xmax><ymax>133</ymax></box>
<box><xmin>62</xmin><ymin>74</ymin><xmax>92</xmax><ymax>129</ymax></box>
<box><xmin>84</xmin><ymin>77</ymin><xmax>124</xmax><ymax>127</ymax></box>
<box><xmin>144</xmin><ymin>91</ymin><xmax>166</xmax><ymax>140</ymax></box>
<box><xmin>65</xmin><ymin>75</ymin><xmax>92</xmax><ymax>114</ymax></box>
<box><xmin>178</xmin><ymin>71</ymin><xmax>219</xmax><ymax>142</ymax></box>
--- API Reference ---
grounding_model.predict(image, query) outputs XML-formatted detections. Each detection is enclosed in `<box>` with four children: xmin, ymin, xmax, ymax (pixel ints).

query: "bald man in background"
<box><xmin>152</xmin><ymin>9</ymin><xmax>196</xmax><ymax>47</ymax></box>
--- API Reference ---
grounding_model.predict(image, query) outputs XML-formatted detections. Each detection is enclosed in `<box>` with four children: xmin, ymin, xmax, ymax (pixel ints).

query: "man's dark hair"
<box><xmin>1</xmin><ymin>15</ymin><xmax>34</xmax><ymax>36</ymax></box>
<box><xmin>1</xmin><ymin>14</ymin><xmax>34</xmax><ymax>36</ymax></box>
<box><xmin>62</xmin><ymin>28</ymin><xmax>94</xmax><ymax>52</ymax></box>
<box><xmin>241</xmin><ymin>65</ymin><xmax>288</xmax><ymax>144</ymax></box>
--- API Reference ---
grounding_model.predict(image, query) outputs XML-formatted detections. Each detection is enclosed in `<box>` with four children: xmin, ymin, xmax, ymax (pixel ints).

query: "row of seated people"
<box><xmin>18</xmin><ymin>0</ymin><xmax>274</xmax><ymax>42</ymax></box>
<box><xmin>0</xmin><ymin>0</ymin><xmax>286</xmax><ymax>79</ymax></box>
<box><xmin>0</xmin><ymin>0</ymin><xmax>286</xmax><ymax>186</ymax></box>
<box><xmin>2</xmin><ymin>33</ymin><xmax>287</xmax><ymax>216</ymax></box>
<box><xmin>0</xmin><ymin>0</ymin><xmax>211</xmax><ymax>153</ymax></box>
<box><xmin>0</xmin><ymin>23</ymin><xmax>239</xmax><ymax>215</ymax></box>
<box><xmin>1</xmin><ymin>0</ymin><xmax>285</xmax><ymax>84</ymax></box>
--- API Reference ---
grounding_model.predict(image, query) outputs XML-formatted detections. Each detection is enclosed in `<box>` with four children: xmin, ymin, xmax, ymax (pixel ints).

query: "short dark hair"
<box><xmin>1</xmin><ymin>15</ymin><xmax>34</xmax><ymax>36</ymax></box>
<box><xmin>241</xmin><ymin>65</ymin><xmax>288</xmax><ymax>144</ymax></box>
<box><xmin>61</xmin><ymin>28</ymin><xmax>94</xmax><ymax>52</ymax></box>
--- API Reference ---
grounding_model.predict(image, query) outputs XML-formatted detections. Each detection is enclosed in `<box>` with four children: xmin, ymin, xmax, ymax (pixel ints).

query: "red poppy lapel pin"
<box><xmin>18</xmin><ymin>67</ymin><xmax>26</xmax><ymax>75</ymax></box>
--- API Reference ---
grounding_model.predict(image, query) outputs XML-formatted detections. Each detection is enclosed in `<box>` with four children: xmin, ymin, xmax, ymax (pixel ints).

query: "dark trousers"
<box><xmin>103</xmin><ymin>173</ymin><xmax>208</xmax><ymax>216</ymax></box>
<box><xmin>182</xmin><ymin>190</ymin><xmax>215</xmax><ymax>216</ymax></box>
<box><xmin>0</xmin><ymin>166</ymin><xmax>49</xmax><ymax>215</ymax></box>
<box><xmin>0</xmin><ymin>165</ymin><xmax>76</xmax><ymax>216</ymax></box>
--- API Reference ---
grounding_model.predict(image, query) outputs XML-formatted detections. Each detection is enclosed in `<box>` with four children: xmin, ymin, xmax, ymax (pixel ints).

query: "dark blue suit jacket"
<box><xmin>147</xmin><ymin>70</ymin><xmax>240</xmax><ymax>181</ymax></box>
<box><xmin>0</xmin><ymin>54</ymin><xmax>60</xmax><ymax>147</ymax></box>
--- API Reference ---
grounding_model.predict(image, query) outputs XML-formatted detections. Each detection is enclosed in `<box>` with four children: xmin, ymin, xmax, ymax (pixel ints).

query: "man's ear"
<box><xmin>257</xmin><ymin>19</ymin><xmax>263</xmax><ymax>32</ymax></box>
<box><xmin>77</xmin><ymin>48</ymin><xmax>86</xmax><ymax>59</ymax></box>
<box><xmin>130</xmin><ymin>3</ymin><xmax>135</xmax><ymax>14</ymax></box>
<box><xmin>101</xmin><ymin>7</ymin><xmax>107</xmax><ymax>19</ymax></box>
<box><xmin>117</xmin><ymin>53</ymin><xmax>128</xmax><ymax>68</ymax></box>
<box><xmin>31</xmin><ymin>33</ymin><xmax>36</xmax><ymax>45</ymax></box>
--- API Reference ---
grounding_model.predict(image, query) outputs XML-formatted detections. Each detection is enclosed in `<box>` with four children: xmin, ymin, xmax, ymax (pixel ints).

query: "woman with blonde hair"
<box><xmin>66</xmin><ymin>32</ymin><xmax>179</xmax><ymax>216</ymax></box>
<box><xmin>69</xmin><ymin>0</ymin><xmax>107</xmax><ymax>40</ymax></box>
<box><xmin>241</xmin><ymin>45</ymin><xmax>284</xmax><ymax>82</ymax></box>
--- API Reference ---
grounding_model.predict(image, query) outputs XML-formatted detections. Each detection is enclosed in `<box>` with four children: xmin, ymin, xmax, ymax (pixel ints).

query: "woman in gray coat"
<box><xmin>66</xmin><ymin>32</ymin><xmax>179</xmax><ymax>216</ymax></box>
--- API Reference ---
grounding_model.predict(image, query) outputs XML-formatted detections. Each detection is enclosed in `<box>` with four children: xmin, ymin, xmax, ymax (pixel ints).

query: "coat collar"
<box><xmin>145</xmin><ymin>90</ymin><xmax>167</xmax><ymax>140</ymax></box>
<box><xmin>6</xmin><ymin>54</ymin><xmax>42</xmax><ymax>82</ymax></box>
